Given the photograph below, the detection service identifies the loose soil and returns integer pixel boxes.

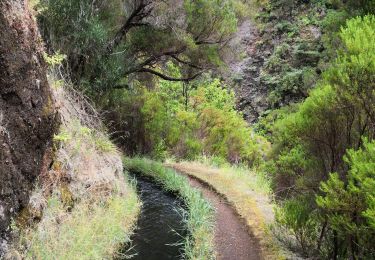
[184,175,262,260]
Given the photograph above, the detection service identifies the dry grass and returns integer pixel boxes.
[8,77,141,259]
[18,187,140,260]
[45,74,127,202]
[49,119,124,200]
[167,161,286,259]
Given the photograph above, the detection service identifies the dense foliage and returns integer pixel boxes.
[34,0,266,166]
[268,15,375,258]
[100,66,268,165]
[36,0,242,91]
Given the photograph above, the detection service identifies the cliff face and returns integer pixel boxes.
[230,20,270,123]
[0,0,57,250]
[231,3,325,123]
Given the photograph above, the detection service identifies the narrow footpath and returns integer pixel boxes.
[182,174,262,260]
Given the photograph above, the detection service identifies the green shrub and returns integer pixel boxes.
[269,15,375,258]
[275,196,319,256]
[317,139,375,258]
[191,78,269,165]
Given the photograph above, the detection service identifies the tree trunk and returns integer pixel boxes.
[317,220,327,252]
[333,230,339,260]
[0,0,58,252]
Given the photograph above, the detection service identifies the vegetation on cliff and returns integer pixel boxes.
[8,67,140,259]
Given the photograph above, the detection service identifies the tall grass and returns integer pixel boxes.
[124,157,215,260]
[195,155,272,195]
[18,185,140,260]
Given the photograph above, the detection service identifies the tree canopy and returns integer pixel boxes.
[37,0,240,90]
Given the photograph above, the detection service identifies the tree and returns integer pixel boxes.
[37,0,239,90]
[317,140,375,259]
[270,15,375,197]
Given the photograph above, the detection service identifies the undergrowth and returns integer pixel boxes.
[124,157,215,260]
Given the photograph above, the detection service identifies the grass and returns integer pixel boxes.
[124,157,216,260]
[18,184,140,260]
[196,156,272,195]
[167,159,286,259]
[53,120,117,154]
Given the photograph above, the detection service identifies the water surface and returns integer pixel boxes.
[127,174,187,260]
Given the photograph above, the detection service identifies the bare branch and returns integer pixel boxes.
[124,48,187,75]
[106,1,152,54]
[171,55,204,70]
[138,68,204,82]
[195,37,232,46]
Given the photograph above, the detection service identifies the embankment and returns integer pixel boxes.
[5,80,140,259]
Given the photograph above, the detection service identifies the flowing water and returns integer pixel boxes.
[127,174,187,260]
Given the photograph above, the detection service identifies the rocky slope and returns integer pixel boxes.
[5,81,140,259]
[230,2,326,123]
[230,20,270,123]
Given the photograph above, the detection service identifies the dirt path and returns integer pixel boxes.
[185,175,262,260]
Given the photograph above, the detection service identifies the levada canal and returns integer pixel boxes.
[126,174,187,259]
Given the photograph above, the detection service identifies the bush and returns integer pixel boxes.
[317,139,375,258]
[269,15,375,258]
[275,196,319,256]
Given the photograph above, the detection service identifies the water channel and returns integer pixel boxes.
[127,174,187,260]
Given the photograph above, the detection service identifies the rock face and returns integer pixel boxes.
[230,5,325,123]
[230,20,270,123]
[0,0,57,252]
